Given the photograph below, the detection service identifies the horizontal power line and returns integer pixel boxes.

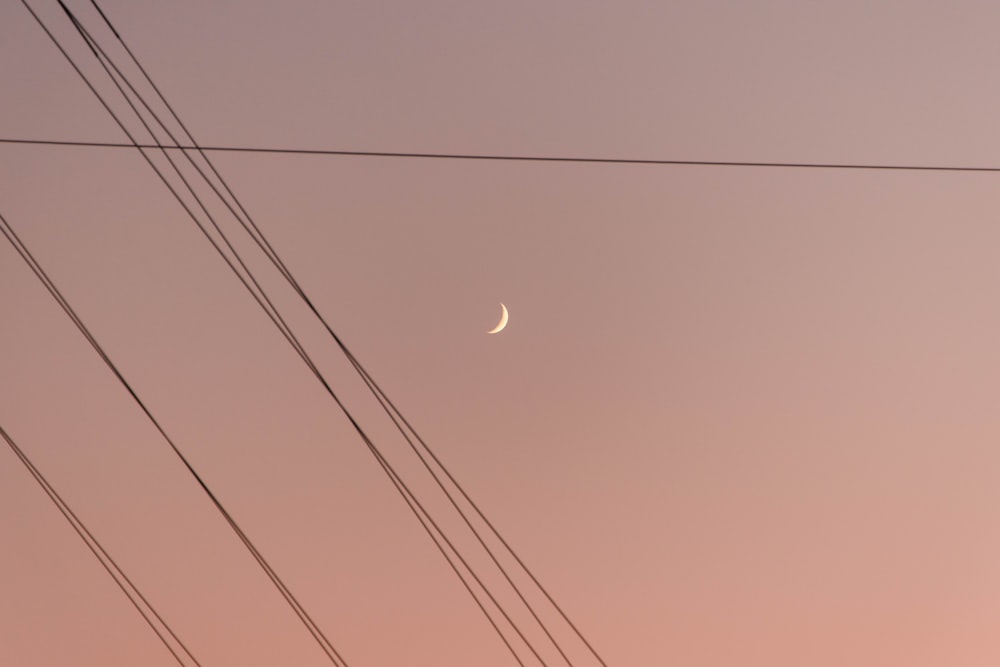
[3,137,1000,172]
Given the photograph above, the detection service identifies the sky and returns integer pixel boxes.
[3,1,1000,665]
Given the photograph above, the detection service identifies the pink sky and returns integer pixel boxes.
[3,1,1000,665]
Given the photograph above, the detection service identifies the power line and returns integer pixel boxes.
[18,1,609,663]
[0,202,350,667]
[82,0,607,663]
[0,423,202,667]
[48,0,613,661]
[17,3,353,665]
[23,3,542,664]
[2,136,1000,173]
[84,0,596,662]
[69,1,550,660]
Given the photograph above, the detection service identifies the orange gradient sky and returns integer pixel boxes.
[3,2,1000,665]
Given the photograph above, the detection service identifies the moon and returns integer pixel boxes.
[487,303,509,334]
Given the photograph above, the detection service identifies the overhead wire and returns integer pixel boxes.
[21,2,540,663]
[17,0,618,663]
[57,0,609,663]
[16,4,360,665]
[1,213,527,667]
[76,2,588,663]
[82,1,608,663]
[12,3,990,665]
[0,202,350,667]
[0,421,202,667]
[58,4,550,662]
[3,136,1000,174]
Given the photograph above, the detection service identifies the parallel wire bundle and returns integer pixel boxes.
[0,201,351,667]
[0,424,202,667]
[6,1,609,665]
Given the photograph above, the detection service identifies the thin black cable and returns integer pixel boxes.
[7,20,351,648]
[79,11,570,666]
[59,7,304,327]
[68,18,545,659]
[84,2,604,663]
[82,10,552,664]
[55,7,536,663]
[359,428,530,667]
[37,3,598,662]
[56,1,322,399]
[0,206,347,667]
[25,5,538,663]
[21,5,352,665]
[0,423,201,667]
[344,359,588,663]
[4,136,1000,173]
[75,9,573,662]
[54,0,296,350]
[83,4,604,664]
[70,1,551,657]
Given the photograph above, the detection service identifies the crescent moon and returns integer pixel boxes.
[487,303,509,334]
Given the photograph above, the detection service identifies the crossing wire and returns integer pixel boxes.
[3,136,1000,173]
[19,2,358,664]
[64,1,613,663]
[60,3,549,662]
[86,2,615,664]
[81,3,588,665]
[23,2,542,664]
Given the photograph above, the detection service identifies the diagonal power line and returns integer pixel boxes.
[61,2,549,661]
[0,201,350,667]
[75,1,608,663]
[19,2,543,664]
[0,423,202,667]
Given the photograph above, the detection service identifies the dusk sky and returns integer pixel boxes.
[3,1,1000,665]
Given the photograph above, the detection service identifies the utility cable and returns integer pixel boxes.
[80,1,604,662]
[56,8,551,661]
[83,2,606,663]
[3,136,1000,174]
[75,6,575,662]
[0,422,201,667]
[23,3,537,663]
[22,5,352,664]
[0,202,348,667]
